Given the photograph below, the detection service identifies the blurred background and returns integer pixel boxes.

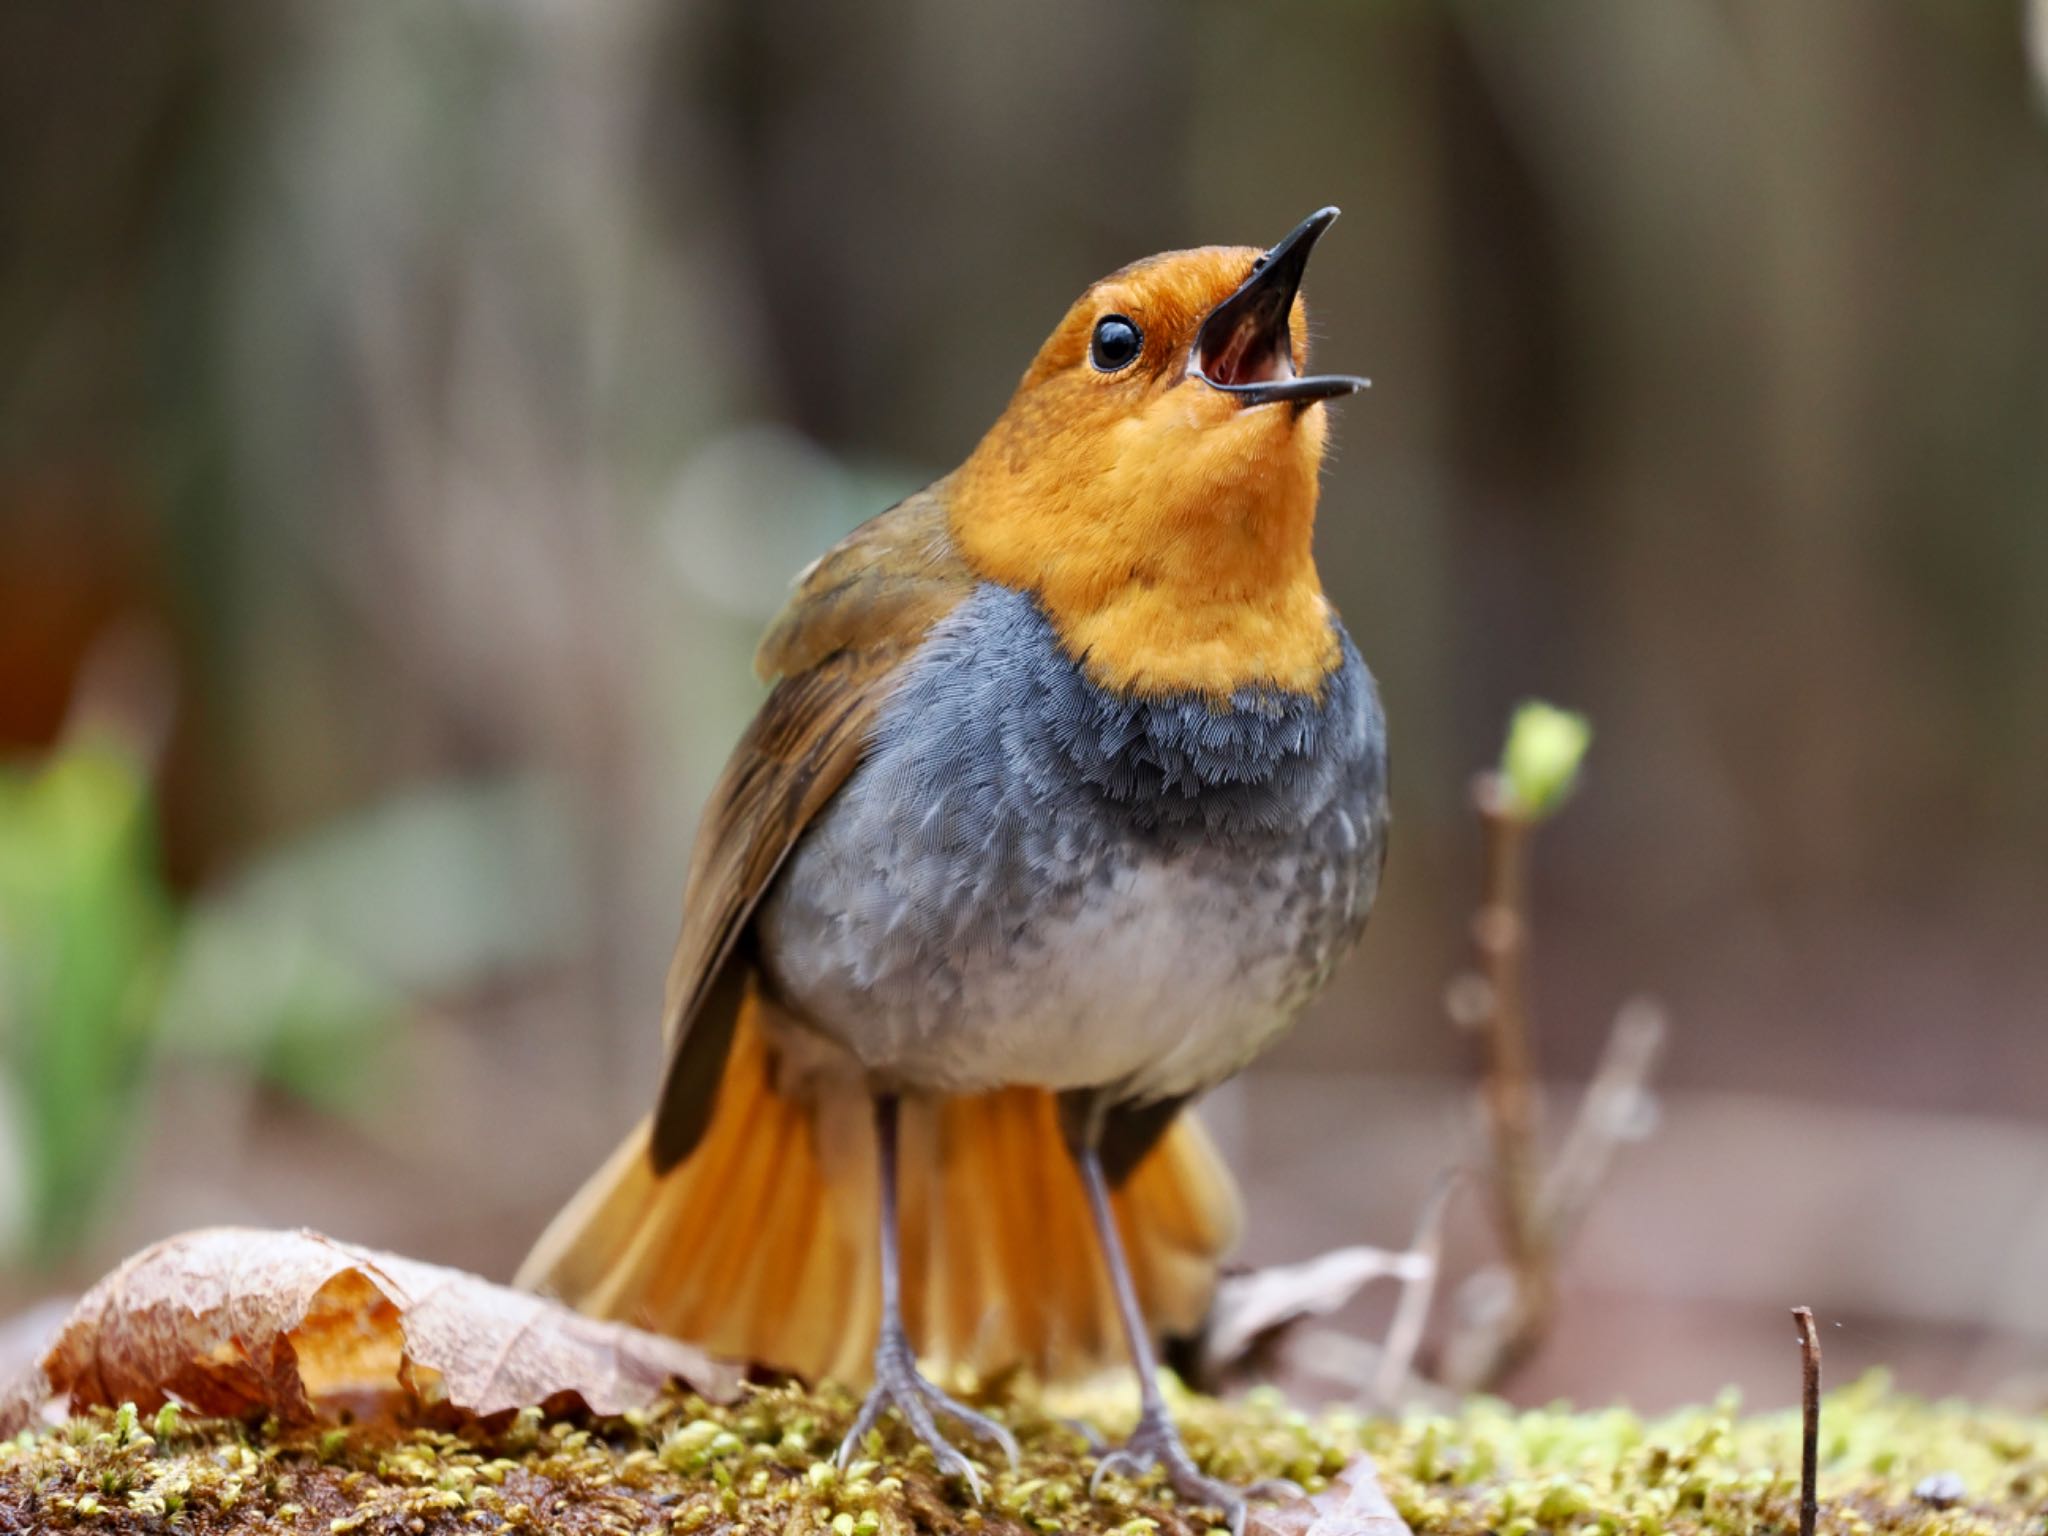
[4,0,2047,1413]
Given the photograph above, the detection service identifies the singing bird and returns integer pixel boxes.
[521,208,1389,1529]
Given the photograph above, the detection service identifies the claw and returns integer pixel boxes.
[1061,1415,1109,1454]
[1091,1410,1302,1536]
[836,1328,1018,1501]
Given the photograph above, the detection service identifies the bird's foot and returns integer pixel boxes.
[835,1327,1020,1501]
[1091,1408,1303,1536]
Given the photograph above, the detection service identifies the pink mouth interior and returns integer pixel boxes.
[1199,316,1296,389]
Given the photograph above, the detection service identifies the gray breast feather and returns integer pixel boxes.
[756,582,1389,1101]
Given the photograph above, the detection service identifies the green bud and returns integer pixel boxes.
[1500,701,1592,819]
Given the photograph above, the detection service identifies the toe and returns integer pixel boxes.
[1088,1448,1146,1497]
[1244,1475,1306,1502]
[850,1360,1003,1502]
[963,1413,1021,1470]
[888,1353,1018,1470]
[834,1396,888,1472]
[1089,1413,1295,1534]
[936,1449,987,1503]
[1174,1474,1253,1536]
[1062,1416,1108,1454]
[922,1391,1019,1468]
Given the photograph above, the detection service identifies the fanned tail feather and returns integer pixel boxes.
[517,997,1241,1385]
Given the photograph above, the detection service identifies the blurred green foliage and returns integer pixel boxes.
[0,733,172,1265]
[0,728,581,1269]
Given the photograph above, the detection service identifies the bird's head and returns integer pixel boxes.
[951,207,1368,701]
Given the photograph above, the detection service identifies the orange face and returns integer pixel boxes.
[949,210,1367,701]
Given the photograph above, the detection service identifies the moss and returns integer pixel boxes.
[1,1373,2042,1536]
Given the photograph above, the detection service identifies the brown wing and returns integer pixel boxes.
[650,485,970,1169]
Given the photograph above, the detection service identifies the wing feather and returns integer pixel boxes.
[650,486,969,1169]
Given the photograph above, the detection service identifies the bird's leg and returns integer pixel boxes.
[1072,1132,1302,1536]
[836,1094,1020,1500]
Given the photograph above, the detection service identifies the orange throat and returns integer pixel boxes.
[949,397,1340,700]
[1049,541,1336,700]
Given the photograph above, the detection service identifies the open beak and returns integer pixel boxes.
[1192,206,1370,408]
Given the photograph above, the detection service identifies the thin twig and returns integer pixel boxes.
[1438,772,1555,1388]
[1540,1000,1666,1239]
[1794,1306,1821,1536]
[1371,1170,1465,1408]
[1462,772,1552,1377]
[1442,775,1667,1392]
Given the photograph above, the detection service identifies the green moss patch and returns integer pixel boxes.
[1,1375,2042,1535]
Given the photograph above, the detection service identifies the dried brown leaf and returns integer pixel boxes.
[1251,1455,1412,1536]
[1,1227,738,1432]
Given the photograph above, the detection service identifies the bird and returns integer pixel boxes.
[519,207,1389,1532]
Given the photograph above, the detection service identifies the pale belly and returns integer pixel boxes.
[759,832,1364,1102]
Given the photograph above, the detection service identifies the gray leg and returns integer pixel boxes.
[1073,1134,1302,1536]
[835,1094,1020,1499]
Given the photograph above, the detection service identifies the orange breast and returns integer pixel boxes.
[950,384,1341,700]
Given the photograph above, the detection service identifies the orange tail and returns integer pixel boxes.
[516,997,1241,1385]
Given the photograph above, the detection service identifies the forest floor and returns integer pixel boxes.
[1,1374,2042,1536]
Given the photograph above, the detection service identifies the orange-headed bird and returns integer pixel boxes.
[521,209,1387,1530]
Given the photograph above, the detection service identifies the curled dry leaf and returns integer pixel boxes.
[1251,1455,1413,1536]
[1,1227,739,1433]
[1206,1245,1436,1369]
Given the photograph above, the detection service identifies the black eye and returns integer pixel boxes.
[1090,314,1143,372]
